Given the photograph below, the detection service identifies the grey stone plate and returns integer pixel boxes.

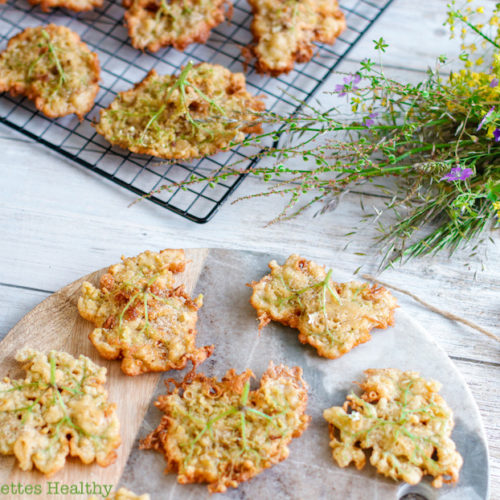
[121,250,489,500]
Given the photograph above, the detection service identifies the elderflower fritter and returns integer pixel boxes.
[323,369,463,488]
[124,0,230,52]
[0,348,120,476]
[0,25,100,119]
[247,0,346,75]
[95,62,265,159]
[249,255,397,358]
[78,249,213,376]
[141,362,310,493]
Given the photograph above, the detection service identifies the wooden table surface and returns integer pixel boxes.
[0,0,498,497]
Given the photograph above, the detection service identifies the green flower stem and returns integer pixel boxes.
[449,10,500,49]
[117,273,159,336]
[240,380,250,406]
[118,289,141,333]
[246,407,274,421]
[49,353,57,386]
[140,105,166,144]
[189,407,238,448]
[41,30,66,91]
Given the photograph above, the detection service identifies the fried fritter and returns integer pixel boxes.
[249,254,397,358]
[141,362,310,493]
[29,0,102,12]
[78,249,213,376]
[323,369,463,488]
[247,0,346,75]
[95,62,264,159]
[124,0,230,52]
[0,25,100,119]
[89,488,150,500]
[0,348,120,476]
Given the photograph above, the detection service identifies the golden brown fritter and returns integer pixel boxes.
[0,25,100,119]
[78,249,213,376]
[141,362,310,493]
[29,0,102,12]
[89,488,150,500]
[0,348,120,476]
[249,255,397,358]
[323,369,463,488]
[95,62,264,159]
[247,0,346,75]
[124,0,230,52]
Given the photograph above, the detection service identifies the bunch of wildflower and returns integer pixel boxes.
[154,3,500,267]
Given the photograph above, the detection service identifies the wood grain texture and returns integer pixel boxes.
[0,0,498,495]
[0,249,208,498]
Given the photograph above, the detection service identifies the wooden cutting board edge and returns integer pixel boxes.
[0,248,209,497]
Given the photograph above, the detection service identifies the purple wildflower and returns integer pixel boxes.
[494,128,500,142]
[477,106,495,131]
[490,78,499,88]
[363,112,379,127]
[440,167,474,182]
[335,74,361,97]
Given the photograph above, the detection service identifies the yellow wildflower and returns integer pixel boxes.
[493,201,500,218]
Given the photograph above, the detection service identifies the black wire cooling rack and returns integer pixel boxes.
[0,0,393,223]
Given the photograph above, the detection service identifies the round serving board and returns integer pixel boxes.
[0,249,489,500]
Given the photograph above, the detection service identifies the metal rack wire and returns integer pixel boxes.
[0,0,393,223]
